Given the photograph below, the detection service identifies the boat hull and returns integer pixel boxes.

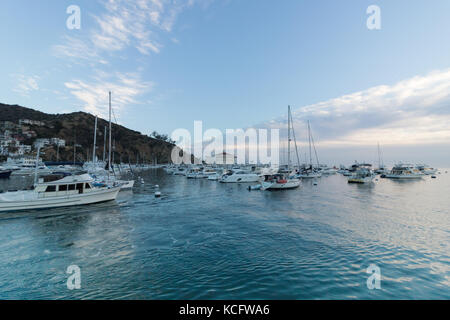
[385,175,423,179]
[220,175,260,183]
[261,179,301,190]
[0,170,12,179]
[0,187,120,212]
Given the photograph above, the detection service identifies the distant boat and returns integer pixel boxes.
[261,173,300,190]
[220,169,260,183]
[347,163,375,184]
[385,164,424,179]
[0,174,120,212]
[415,164,438,175]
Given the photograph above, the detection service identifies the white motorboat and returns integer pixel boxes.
[220,170,260,183]
[0,174,120,212]
[186,167,207,179]
[297,170,322,179]
[347,164,375,184]
[385,164,424,179]
[261,173,301,190]
[416,164,438,175]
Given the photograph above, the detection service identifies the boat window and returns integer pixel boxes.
[68,184,76,191]
[46,185,57,192]
[59,185,68,191]
[85,183,91,189]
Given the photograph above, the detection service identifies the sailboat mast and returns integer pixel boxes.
[108,92,112,175]
[287,106,291,169]
[103,126,106,163]
[289,107,301,168]
[377,142,381,168]
[308,120,312,167]
[92,115,98,165]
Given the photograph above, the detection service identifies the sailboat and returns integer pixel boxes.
[88,92,135,190]
[296,120,322,179]
[374,142,388,174]
[261,106,300,190]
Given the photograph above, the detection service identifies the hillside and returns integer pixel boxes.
[0,103,175,164]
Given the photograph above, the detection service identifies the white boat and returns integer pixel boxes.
[261,173,300,190]
[0,174,120,212]
[7,158,52,176]
[385,164,424,179]
[416,164,437,175]
[320,167,337,175]
[173,167,188,176]
[297,169,322,179]
[220,170,260,183]
[347,164,375,184]
[186,167,207,179]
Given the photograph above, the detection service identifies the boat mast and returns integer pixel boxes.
[289,106,301,169]
[308,120,312,167]
[108,92,112,178]
[92,115,98,165]
[287,106,291,170]
[103,126,106,163]
[34,145,41,185]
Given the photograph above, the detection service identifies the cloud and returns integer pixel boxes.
[53,0,203,61]
[259,68,450,147]
[64,72,154,118]
[12,74,40,96]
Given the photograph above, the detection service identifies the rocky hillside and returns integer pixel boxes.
[0,103,175,163]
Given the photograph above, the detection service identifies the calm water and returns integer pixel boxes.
[0,170,449,300]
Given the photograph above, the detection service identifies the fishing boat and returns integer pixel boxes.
[0,173,120,212]
[347,163,375,184]
[385,164,424,179]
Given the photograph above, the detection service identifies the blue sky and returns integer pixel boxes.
[1,0,449,165]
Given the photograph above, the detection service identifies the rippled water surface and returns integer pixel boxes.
[0,170,449,299]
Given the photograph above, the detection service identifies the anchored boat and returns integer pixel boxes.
[0,173,120,212]
[347,163,375,184]
[385,164,424,179]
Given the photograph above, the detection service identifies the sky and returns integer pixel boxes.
[0,0,449,166]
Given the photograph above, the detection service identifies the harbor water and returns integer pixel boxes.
[0,170,449,299]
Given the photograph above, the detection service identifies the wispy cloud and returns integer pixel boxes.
[52,0,208,115]
[64,72,154,118]
[12,74,40,96]
[54,0,201,62]
[260,68,450,146]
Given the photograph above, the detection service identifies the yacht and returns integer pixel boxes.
[0,174,120,212]
[220,170,260,183]
[186,167,207,179]
[385,164,424,179]
[348,164,375,184]
[416,164,438,175]
[7,158,52,176]
[296,166,322,179]
[261,173,300,190]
